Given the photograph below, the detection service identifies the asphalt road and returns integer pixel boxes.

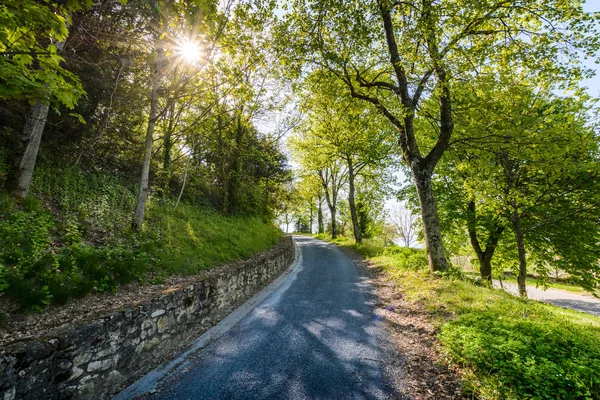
[139,236,393,400]
[493,281,600,316]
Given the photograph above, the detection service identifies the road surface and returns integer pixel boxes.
[123,236,396,399]
[493,281,600,316]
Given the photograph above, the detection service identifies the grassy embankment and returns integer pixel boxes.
[317,235,600,400]
[0,165,281,313]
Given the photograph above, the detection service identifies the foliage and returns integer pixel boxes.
[439,294,600,399]
[273,0,600,271]
[0,0,92,107]
[288,70,397,241]
[430,74,600,290]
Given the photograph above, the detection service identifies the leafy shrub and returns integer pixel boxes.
[382,245,429,271]
[439,292,600,399]
[32,165,136,242]
[351,238,387,258]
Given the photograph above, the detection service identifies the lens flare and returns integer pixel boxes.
[178,39,201,64]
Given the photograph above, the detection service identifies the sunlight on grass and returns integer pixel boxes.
[321,235,600,400]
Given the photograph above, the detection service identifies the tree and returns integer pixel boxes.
[0,0,89,107]
[317,161,347,239]
[295,71,396,243]
[389,204,419,247]
[275,0,600,272]
[433,74,600,294]
[133,0,218,231]
[2,0,92,198]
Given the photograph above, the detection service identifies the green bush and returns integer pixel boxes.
[32,165,136,242]
[382,245,429,271]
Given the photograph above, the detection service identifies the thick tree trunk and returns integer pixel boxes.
[330,205,337,238]
[476,254,493,282]
[511,202,528,297]
[318,197,324,234]
[347,158,362,244]
[133,44,164,231]
[466,201,504,282]
[411,163,448,272]
[6,103,50,199]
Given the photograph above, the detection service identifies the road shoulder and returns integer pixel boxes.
[335,244,466,400]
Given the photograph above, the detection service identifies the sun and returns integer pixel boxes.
[177,39,201,64]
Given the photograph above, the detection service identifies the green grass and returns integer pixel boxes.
[323,235,600,400]
[145,201,281,275]
[0,165,282,312]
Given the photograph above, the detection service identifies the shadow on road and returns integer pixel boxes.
[142,236,402,400]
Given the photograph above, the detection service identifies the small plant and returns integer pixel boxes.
[0,263,9,292]
[93,275,114,293]
[31,285,53,313]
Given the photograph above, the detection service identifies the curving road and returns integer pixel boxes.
[493,281,600,316]
[122,236,396,400]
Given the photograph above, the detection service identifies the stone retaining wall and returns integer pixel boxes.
[0,236,294,400]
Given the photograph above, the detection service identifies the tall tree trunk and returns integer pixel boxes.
[347,157,362,243]
[318,196,324,234]
[320,170,338,238]
[411,163,448,272]
[511,201,528,297]
[6,103,50,199]
[309,197,313,234]
[133,42,164,231]
[163,100,175,171]
[161,98,176,194]
[6,36,67,199]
